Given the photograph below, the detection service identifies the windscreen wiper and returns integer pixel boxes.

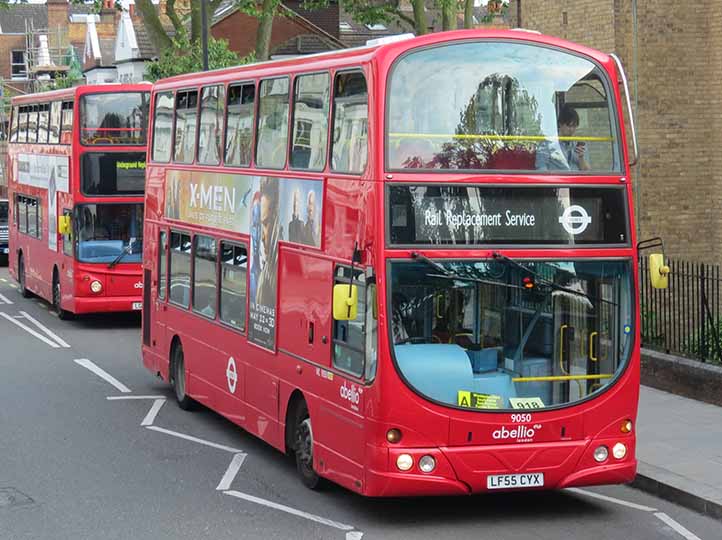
[108,240,135,269]
[491,251,617,307]
[411,252,527,290]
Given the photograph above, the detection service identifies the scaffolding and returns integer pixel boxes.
[24,20,72,92]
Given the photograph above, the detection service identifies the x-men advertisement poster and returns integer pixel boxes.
[165,171,323,351]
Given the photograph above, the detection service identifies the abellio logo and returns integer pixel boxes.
[492,425,536,441]
[339,382,360,405]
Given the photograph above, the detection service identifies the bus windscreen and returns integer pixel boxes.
[81,152,146,196]
[80,92,149,145]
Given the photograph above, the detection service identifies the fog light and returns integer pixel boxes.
[593,445,609,463]
[396,454,413,471]
[621,419,633,433]
[386,428,402,444]
[419,455,436,473]
[612,442,627,459]
[90,280,103,293]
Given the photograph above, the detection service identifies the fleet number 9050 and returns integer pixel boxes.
[511,413,532,423]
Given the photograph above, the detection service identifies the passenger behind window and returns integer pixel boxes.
[535,104,590,171]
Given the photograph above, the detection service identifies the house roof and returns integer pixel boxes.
[0,4,47,34]
[132,15,158,59]
[272,33,341,57]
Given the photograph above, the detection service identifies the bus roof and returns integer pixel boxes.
[153,28,614,90]
[11,82,152,105]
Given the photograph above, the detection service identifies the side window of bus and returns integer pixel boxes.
[225,83,255,167]
[192,234,218,319]
[17,106,27,143]
[169,231,192,308]
[10,106,18,142]
[49,102,61,144]
[62,209,73,256]
[291,72,330,171]
[174,90,199,164]
[152,92,174,162]
[28,104,38,143]
[16,195,41,239]
[219,241,247,332]
[16,195,27,233]
[158,230,167,300]
[332,265,367,378]
[38,103,50,144]
[61,102,74,144]
[256,77,289,169]
[331,71,368,174]
[198,85,225,166]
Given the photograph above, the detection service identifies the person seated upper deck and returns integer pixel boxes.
[535,104,591,171]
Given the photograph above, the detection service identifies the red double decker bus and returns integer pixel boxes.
[7,84,150,317]
[142,30,667,496]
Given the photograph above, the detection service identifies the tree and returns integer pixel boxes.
[145,36,252,82]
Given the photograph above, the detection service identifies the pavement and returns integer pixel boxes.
[634,385,722,520]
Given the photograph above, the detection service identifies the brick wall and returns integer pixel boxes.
[518,1,722,264]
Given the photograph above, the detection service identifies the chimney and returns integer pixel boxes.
[100,0,116,24]
[47,0,69,31]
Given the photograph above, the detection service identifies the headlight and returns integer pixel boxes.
[396,454,413,471]
[593,445,609,463]
[612,442,627,459]
[419,455,436,473]
[90,280,103,293]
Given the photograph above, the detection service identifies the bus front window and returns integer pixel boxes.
[80,92,150,145]
[75,204,143,264]
[389,259,632,411]
[386,41,620,173]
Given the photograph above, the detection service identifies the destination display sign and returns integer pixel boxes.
[387,185,628,246]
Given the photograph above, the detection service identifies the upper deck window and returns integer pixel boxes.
[198,85,225,166]
[256,77,289,169]
[291,72,330,171]
[80,92,149,146]
[49,102,61,144]
[386,41,621,173]
[10,106,18,142]
[331,71,368,174]
[152,92,174,162]
[174,90,199,163]
[61,101,74,143]
[225,83,255,167]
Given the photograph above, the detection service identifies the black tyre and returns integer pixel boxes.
[18,255,31,298]
[52,271,72,320]
[294,403,322,489]
[171,343,194,410]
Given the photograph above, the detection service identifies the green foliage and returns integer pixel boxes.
[482,0,509,23]
[52,75,82,90]
[146,37,252,82]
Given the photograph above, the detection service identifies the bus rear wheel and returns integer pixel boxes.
[294,404,322,490]
[171,342,194,410]
[52,271,72,320]
[18,255,31,298]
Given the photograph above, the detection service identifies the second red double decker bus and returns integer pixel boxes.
[142,30,667,496]
[7,84,150,317]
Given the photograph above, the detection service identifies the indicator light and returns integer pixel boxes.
[386,428,402,444]
[621,419,633,433]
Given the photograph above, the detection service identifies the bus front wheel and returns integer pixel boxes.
[52,271,72,320]
[18,255,31,298]
[294,404,322,490]
[171,342,194,410]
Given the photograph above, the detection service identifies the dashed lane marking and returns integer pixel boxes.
[0,293,13,304]
[567,488,658,512]
[74,358,132,393]
[18,311,71,348]
[145,425,243,453]
[141,399,166,427]
[0,312,62,348]
[107,395,166,400]
[654,512,703,540]
[216,453,247,491]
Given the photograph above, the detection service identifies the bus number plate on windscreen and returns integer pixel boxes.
[487,473,544,490]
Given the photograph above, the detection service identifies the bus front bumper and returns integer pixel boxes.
[72,295,143,314]
[363,437,637,497]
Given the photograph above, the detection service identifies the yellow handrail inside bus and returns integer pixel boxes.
[388,132,614,142]
[512,374,613,382]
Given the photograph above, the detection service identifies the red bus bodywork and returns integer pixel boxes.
[7,84,150,315]
[142,30,640,496]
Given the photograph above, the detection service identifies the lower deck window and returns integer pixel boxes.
[170,231,191,307]
[219,242,247,331]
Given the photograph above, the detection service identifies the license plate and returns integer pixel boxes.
[132,302,142,310]
[487,473,544,490]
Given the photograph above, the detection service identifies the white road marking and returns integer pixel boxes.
[145,426,243,453]
[0,278,7,282]
[224,490,355,531]
[107,395,167,400]
[346,532,364,540]
[0,293,13,304]
[19,311,71,348]
[74,358,132,393]
[0,312,61,348]
[567,488,658,512]
[141,399,166,426]
[654,512,702,540]
[216,453,247,491]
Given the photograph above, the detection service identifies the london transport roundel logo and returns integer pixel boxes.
[226,357,237,394]
[558,205,592,235]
